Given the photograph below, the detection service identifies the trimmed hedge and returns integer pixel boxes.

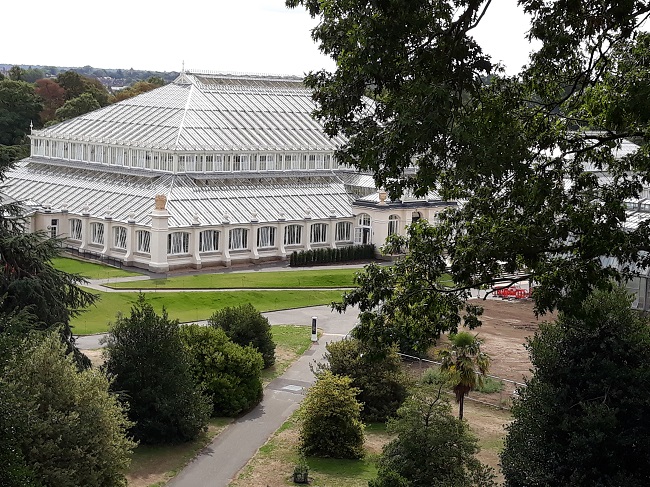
[290,244,376,267]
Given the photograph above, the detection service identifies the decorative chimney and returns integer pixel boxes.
[378,190,388,205]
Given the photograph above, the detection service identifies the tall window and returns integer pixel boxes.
[113,226,127,249]
[257,226,276,248]
[310,223,327,244]
[229,228,248,250]
[69,218,82,240]
[90,222,104,245]
[355,213,372,244]
[136,230,150,253]
[335,222,352,242]
[199,230,220,252]
[284,225,302,245]
[168,232,190,254]
[388,215,400,236]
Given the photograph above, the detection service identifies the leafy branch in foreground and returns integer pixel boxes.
[290,0,650,317]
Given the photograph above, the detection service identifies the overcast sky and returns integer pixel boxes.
[4,0,534,76]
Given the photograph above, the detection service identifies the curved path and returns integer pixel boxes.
[166,305,357,487]
[77,305,358,486]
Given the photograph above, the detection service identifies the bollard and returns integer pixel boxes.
[311,316,318,342]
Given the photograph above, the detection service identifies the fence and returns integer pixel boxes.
[399,353,526,410]
[64,246,124,269]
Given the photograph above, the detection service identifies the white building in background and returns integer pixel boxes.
[3,71,454,273]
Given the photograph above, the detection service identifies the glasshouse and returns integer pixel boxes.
[3,71,453,272]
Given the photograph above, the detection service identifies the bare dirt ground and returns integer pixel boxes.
[467,297,555,383]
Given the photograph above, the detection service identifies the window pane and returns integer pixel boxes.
[137,231,151,253]
[284,225,302,245]
[229,228,248,250]
[114,227,127,249]
[91,223,104,244]
[310,223,327,243]
[199,230,220,252]
[257,226,276,247]
[336,222,351,241]
[69,219,82,240]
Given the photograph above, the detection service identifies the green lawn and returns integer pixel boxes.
[71,289,344,335]
[105,268,360,290]
[52,257,141,279]
[231,415,385,487]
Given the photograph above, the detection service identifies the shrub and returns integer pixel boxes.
[208,303,275,368]
[4,333,135,486]
[179,324,263,416]
[318,338,409,422]
[103,295,211,444]
[299,371,364,459]
[289,244,376,266]
[370,386,496,487]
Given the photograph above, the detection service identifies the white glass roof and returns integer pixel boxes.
[5,160,355,226]
[32,72,345,152]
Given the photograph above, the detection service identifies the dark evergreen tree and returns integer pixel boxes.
[316,338,408,422]
[103,295,211,444]
[501,287,650,486]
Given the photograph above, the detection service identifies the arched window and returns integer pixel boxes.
[257,226,276,248]
[335,222,352,242]
[411,211,421,223]
[113,226,127,249]
[168,232,190,254]
[90,222,104,245]
[69,218,82,240]
[229,228,248,250]
[310,223,327,244]
[388,215,400,236]
[136,230,150,253]
[284,225,302,245]
[199,230,220,252]
[358,213,371,227]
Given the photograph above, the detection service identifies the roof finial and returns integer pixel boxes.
[30,120,33,133]
[182,60,185,74]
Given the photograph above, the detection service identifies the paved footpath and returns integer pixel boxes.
[166,305,358,487]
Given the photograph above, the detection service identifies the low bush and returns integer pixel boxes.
[299,371,364,459]
[180,324,264,416]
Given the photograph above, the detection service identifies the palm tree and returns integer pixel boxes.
[438,331,490,420]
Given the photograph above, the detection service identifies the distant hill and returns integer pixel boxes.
[0,64,179,88]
